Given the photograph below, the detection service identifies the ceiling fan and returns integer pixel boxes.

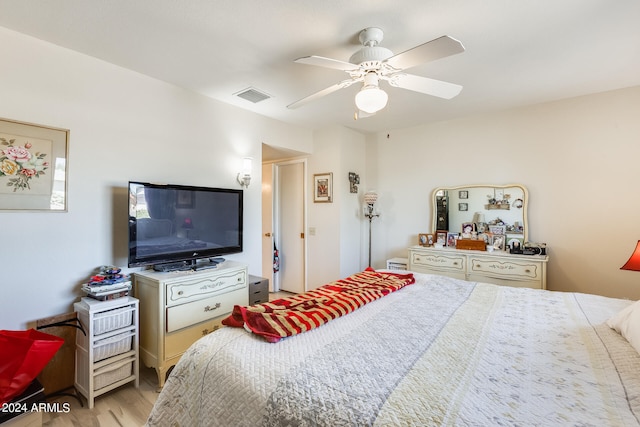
[287,27,465,116]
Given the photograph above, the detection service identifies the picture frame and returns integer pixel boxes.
[488,225,506,235]
[459,190,468,199]
[176,190,195,208]
[435,230,448,246]
[0,118,69,211]
[418,233,431,247]
[447,232,459,248]
[458,202,468,211]
[491,234,506,251]
[313,172,333,203]
[461,222,474,236]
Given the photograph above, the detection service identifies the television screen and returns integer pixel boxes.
[128,181,243,268]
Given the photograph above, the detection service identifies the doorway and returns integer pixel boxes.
[262,156,307,294]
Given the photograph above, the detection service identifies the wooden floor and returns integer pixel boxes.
[42,366,158,427]
[42,291,295,426]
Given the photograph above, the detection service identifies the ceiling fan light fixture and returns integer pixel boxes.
[355,85,388,114]
[355,72,388,113]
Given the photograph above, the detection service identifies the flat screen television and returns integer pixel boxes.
[127,181,243,268]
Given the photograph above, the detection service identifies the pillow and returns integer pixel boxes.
[607,299,640,354]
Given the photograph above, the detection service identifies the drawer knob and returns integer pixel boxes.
[177,291,184,296]
[204,303,221,312]
[453,262,458,266]
[525,269,531,273]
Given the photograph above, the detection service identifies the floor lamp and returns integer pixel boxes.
[364,191,380,267]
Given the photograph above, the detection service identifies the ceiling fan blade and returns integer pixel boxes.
[385,35,465,71]
[294,55,359,71]
[287,79,357,109]
[388,73,462,99]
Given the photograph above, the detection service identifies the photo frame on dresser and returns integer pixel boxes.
[447,232,459,248]
[419,233,434,247]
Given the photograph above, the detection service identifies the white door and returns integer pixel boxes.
[276,161,306,294]
[261,163,276,291]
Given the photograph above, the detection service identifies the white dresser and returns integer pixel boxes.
[134,261,248,389]
[408,246,548,289]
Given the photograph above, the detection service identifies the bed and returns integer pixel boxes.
[146,270,640,426]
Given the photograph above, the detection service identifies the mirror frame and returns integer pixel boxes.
[431,184,529,243]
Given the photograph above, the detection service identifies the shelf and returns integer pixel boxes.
[484,204,510,210]
[75,297,139,408]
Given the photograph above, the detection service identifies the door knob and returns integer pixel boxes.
[264,233,272,237]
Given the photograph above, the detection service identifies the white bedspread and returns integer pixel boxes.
[147,272,640,426]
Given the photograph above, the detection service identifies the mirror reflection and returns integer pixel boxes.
[432,184,528,243]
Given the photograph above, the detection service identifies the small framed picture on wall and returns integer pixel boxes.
[313,172,333,203]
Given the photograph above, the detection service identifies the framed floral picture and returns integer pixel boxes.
[0,118,69,211]
[313,172,333,203]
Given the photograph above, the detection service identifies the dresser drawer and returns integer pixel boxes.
[165,269,246,306]
[165,317,225,359]
[166,287,247,333]
[410,251,465,274]
[468,256,543,284]
[248,275,269,305]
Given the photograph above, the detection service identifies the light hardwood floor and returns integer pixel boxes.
[42,291,294,426]
[42,366,158,427]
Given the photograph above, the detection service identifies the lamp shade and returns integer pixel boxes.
[364,191,378,205]
[355,86,388,114]
[242,157,252,175]
[621,240,640,272]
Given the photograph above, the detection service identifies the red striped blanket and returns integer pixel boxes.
[222,268,415,342]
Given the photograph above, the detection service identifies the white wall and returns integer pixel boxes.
[369,85,640,300]
[306,126,366,288]
[0,27,312,329]
[2,25,638,332]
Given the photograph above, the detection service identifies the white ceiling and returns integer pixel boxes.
[1,0,639,134]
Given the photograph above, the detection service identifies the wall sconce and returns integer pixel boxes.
[348,172,360,193]
[237,157,252,188]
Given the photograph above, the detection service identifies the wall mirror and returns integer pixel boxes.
[431,184,529,243]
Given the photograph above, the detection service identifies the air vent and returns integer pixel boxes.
[234,87,272,103]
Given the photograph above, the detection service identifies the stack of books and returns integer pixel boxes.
[82,266,131,301]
